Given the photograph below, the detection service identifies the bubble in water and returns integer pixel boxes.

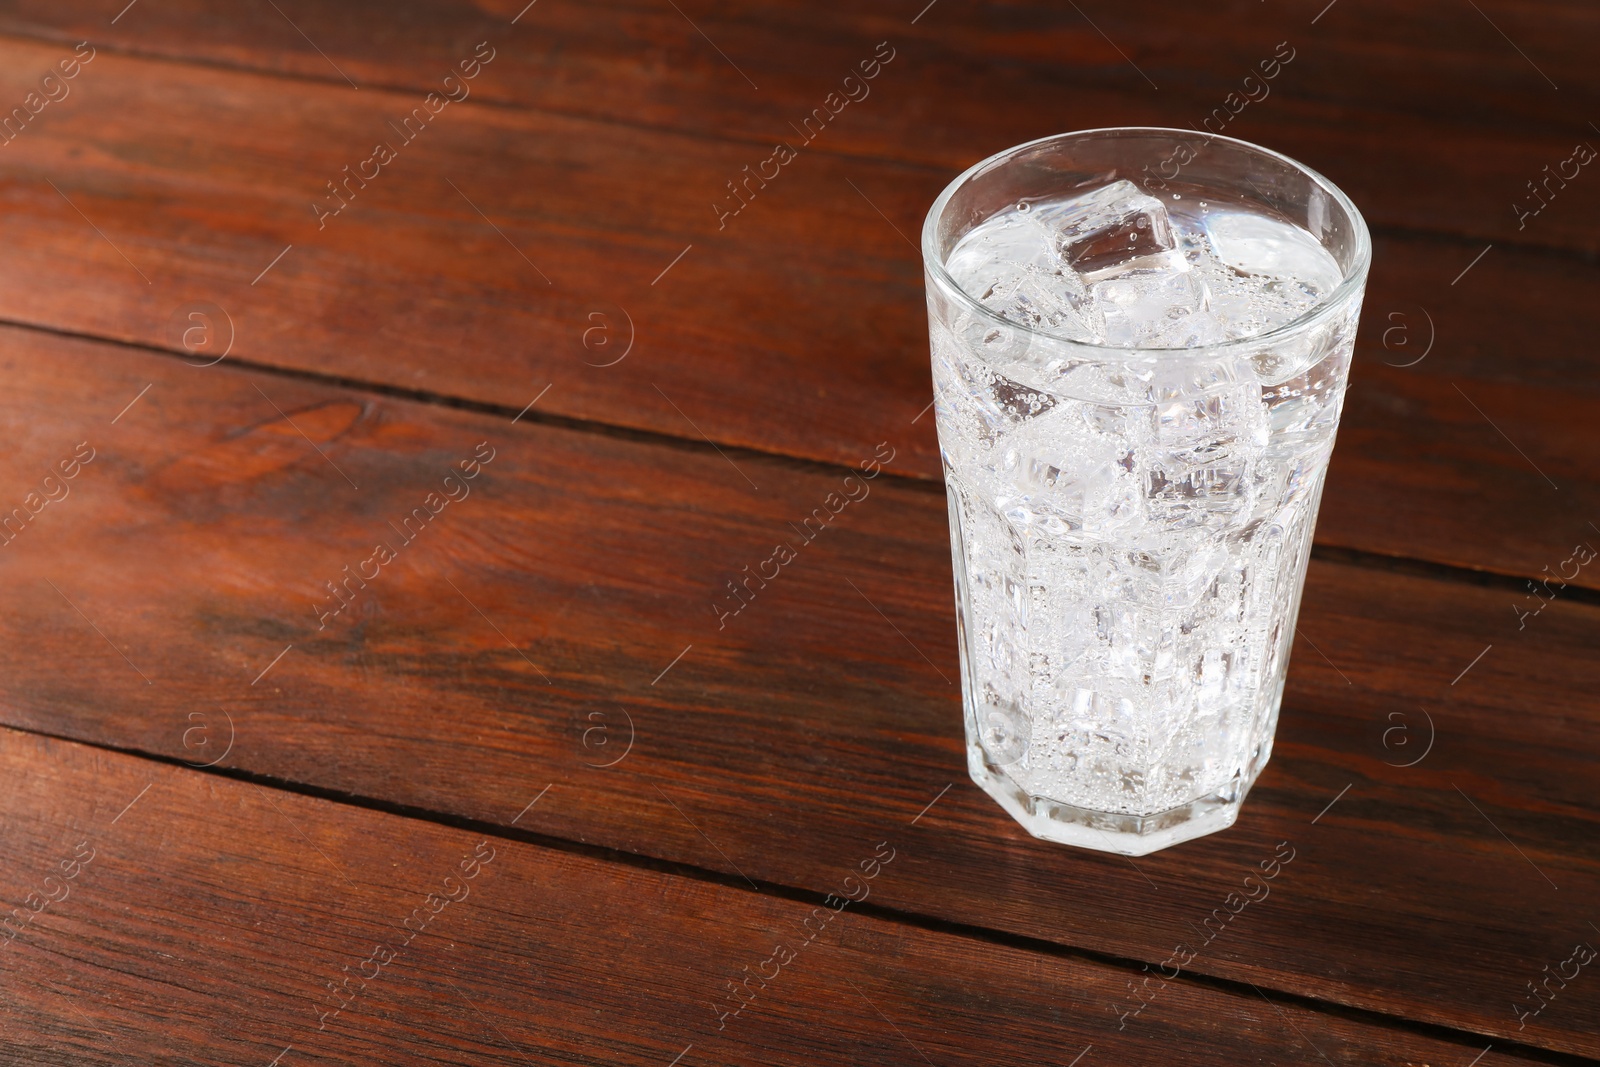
[933,180,1353,818]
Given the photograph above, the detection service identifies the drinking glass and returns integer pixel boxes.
[922,128,1370,854]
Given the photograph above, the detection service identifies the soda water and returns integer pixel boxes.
[931,179,1358,848]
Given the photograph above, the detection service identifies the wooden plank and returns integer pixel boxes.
[0,42,1595,583]
[1325,236,1599,582]
[0,326,1596,1054]
[0,0,1594,251]
[1,727,1553,1067]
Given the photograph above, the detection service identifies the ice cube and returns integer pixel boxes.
[945,212,1105,343]
[978,695,1032,767]
[953,307,1035,372]
[1032,180,1184,281]
[944,211,1055,280]
[1092,269,1226,348]
[1245,295,1359,387]
[1201,209,1342,293]
[1024,548,1096,672]
[1147,363,1268,461]
[931,326,1010,452]
[979,267,1103,343]
[997,399,1139,539]
[1138,359,1269,527]
[1119,543,1232,614]
[1186,210,1344,345]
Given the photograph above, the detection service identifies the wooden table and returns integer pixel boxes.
[0,1,1596,1063]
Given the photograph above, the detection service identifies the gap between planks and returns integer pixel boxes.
[4,313,1588,599]
[2,722,1587,1067]
[0,30,1589,262]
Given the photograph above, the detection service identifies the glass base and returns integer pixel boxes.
[967,745,1264,856]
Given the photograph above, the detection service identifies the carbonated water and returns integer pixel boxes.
[932,180,1356,835]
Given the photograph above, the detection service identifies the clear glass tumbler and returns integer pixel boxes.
[922,129,1370,854]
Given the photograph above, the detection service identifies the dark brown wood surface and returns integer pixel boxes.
[0,324,1596,1058]
[3,726,1567,1067]
[2,0,1596,241]
[0,1,1596,1064]
[0,31,1591,585]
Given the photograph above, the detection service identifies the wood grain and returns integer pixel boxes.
[0,40,1594,585]
[4,726,1561,1067]
[0,0,1594,251]
[0,325,1595,1054]
[0,1,1595,1061]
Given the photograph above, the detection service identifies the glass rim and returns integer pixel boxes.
[920,126,1373,359]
